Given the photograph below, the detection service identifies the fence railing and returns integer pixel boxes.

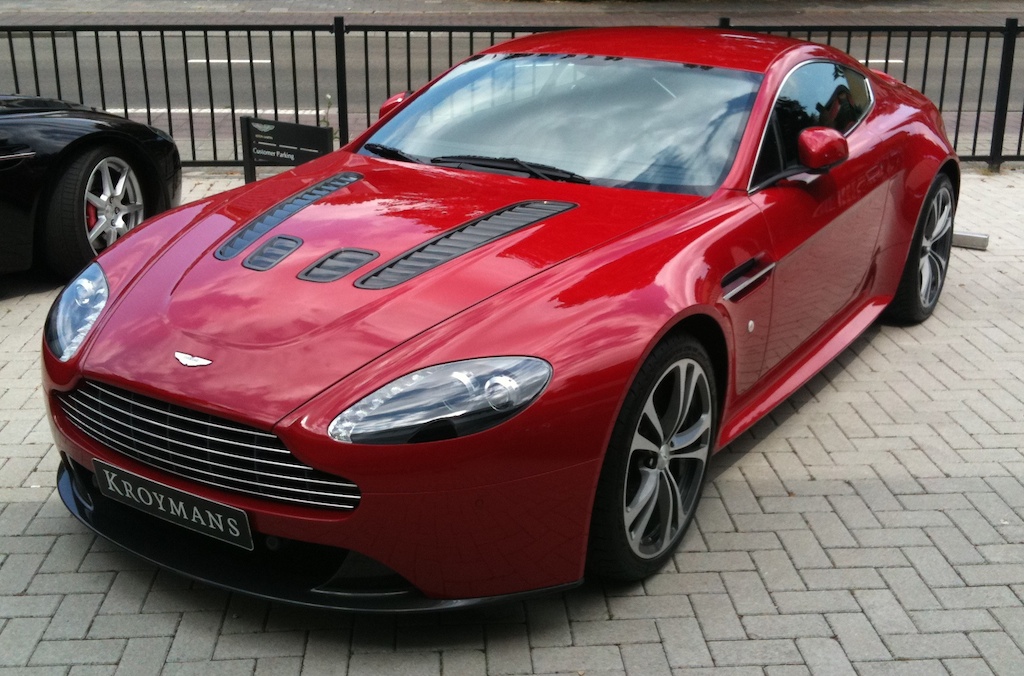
[2,18,1021,166]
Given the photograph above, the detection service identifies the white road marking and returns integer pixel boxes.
[186,59,272,64]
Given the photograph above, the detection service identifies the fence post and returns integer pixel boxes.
[989,18,1018,169]
[334,16,349,145]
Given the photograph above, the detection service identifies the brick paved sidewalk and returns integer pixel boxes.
[1,165,1023,675]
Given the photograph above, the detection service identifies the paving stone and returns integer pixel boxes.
[943,657,996,676]
[255,657,302,676]
[826,612,889,661]
[933,585,1022,609]
[910,609,1000,633]
[44,593,103,640]
[852,590,917,635]
[752,550,805,592]
[113,637,171,676]
[882,633,978,660]
[690,594,744,640]
[213,631,307,660]
[347,652,440,676]
[531,645,623,673]
[878,568,941,610]
[796,637,855,676]
[0,617,48,667]
[607,595,694,619]
[620,643,671,676]
[707,639,802,666]
[0,594,61,619]
[0,553,43,594]
[777,531,831,569]
[742,614,831,640]
[772,591,859,614]
[29,639,126,666]
[525,598,571,648]
[658,618,712,668]
[902,546,965,587]
[852,659,948,675]
[644,573,723,595]
[88,612,180,639]
[971,631,1024,675]
[927,526,986,565]
[799,568,886,591]
[674,552,755,574]
[723,571,777,615]
[484,624,531,676]
[166,611,224,662]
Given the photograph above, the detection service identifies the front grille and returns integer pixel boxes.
[58,381,360,511]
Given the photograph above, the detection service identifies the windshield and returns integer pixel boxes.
[363,53,762,196]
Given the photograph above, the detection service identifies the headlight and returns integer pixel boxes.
[329,357,552,444]
[45,263,109,362]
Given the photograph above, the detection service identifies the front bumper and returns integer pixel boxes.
[58,456,580,612]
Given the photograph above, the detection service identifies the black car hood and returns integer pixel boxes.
[0,95,91,116]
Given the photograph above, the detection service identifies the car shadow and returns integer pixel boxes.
[0,269,64,301]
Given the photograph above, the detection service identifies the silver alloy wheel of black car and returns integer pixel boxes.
[623,357,712,559]
[83,156,146,252]
[44,145,149,280]
[917,181,954,309]
[588,334,716,580]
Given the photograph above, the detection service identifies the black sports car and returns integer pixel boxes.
[0,95,181,279]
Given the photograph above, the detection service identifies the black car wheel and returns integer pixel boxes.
[588,334,716,580]
[884,173,955,324]
[44,146,147,279]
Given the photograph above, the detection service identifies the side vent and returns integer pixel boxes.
[243,236,303,271]
[356,201,575,290]
[298,249,379,283]
[215,172,362,260]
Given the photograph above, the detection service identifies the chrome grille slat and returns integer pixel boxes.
[63,409,354,505]
[84,382,279,441]
[61,398,353,486]
[59,381,360,511]
[70,389,289,455]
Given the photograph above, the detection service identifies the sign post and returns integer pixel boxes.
[240,117,335,183]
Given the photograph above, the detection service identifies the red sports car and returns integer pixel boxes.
[44,27,957,610]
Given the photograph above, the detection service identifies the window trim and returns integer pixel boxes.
[747,59,875,194]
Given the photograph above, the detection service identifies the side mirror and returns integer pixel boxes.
[379,90,412,119]
[797,127,849,172]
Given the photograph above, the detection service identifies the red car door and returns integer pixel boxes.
[748,61,888,373]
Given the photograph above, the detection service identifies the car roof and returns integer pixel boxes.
[480,27,807,74]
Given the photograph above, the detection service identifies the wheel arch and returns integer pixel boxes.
[938,158,960,203]
[32,132,164,276]
[658,311,730,436]
[36,132,165,229]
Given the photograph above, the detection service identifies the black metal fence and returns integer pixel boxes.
[2,17,1021,166]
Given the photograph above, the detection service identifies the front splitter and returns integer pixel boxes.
[57,459,579,613]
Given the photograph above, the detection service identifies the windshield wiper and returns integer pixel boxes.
[431,155,590,184]
[363,143,423,164]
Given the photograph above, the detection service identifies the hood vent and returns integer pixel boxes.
[298,249,379,283]
[215,172,362,261]
[243,236,303,271]
[356,200,576,290]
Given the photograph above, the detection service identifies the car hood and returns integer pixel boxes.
[83,153,700,426]
[0,94,90,115]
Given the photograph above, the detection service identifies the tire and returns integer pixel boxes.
[44,146,147,279]
[587,335,717,580]
[884,173,955,324]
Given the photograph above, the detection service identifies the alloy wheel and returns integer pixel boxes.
[623,357,712,559]
[84,156,145,253]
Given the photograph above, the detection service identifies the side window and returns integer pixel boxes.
[753,61,870,185]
